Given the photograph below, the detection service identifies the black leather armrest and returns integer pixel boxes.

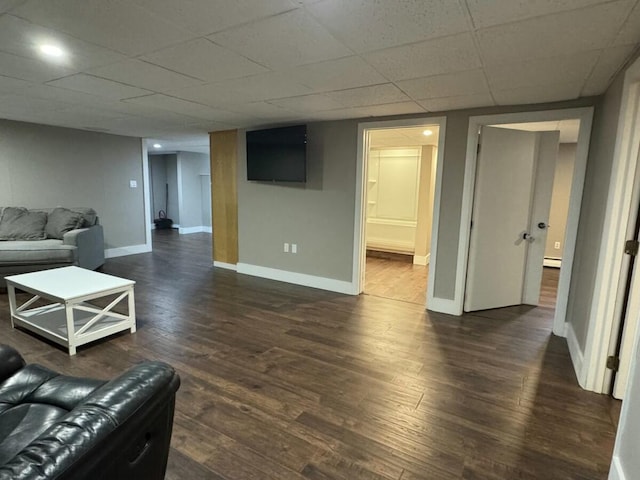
[0,361,180,480]
[0,345,25,383]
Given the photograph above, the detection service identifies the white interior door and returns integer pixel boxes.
[523,131,559,305]
[465,126,538,312]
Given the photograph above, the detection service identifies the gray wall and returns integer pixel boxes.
[567,73,625,350]
[545,143,576,259]
[238,121,358,280]
[236,98,601,287]
[165,154,179,224]
[0,119,145,249]
[177,151,210,229]
[149,154,168,220]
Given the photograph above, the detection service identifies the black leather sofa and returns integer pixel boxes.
[0,344,180,479]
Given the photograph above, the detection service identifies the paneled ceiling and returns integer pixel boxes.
[0,0,639,152]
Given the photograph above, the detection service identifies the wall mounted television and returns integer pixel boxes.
[246,125,307,182]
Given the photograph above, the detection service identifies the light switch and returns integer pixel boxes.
[129,180,137,188]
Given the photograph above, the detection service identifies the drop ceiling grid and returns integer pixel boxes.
[0,0,635,143]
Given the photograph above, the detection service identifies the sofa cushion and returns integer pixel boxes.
[45,208,83,240]
[0,240,76,265]
[0,208,47,241]
[69,208,97,227]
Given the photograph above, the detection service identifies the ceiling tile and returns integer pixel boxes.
[418,93,494,112]
[310,101,425,121]
[288,56,387,92]
[0,15,126,70]
[0,0,26,13]
[363,33,482,81]
[476,2,631,65]
[484,51,600,91]
[493,82,583,105]
[47,74,153,99]
[0,74,30,93]
[0,50,75,82]
[0,92,71,116]
[87,59,203,92]
[614,1,640,46]
[11,0,196,55]
[325,84,411,108]
[123,93,249,124]
[170,72,314,106]
[397,69,489,100]
[223,101,299,122]
[466,0,610,28]
[269,94,343,112]
[307,0,470,53]
[141,38,267,83]
[582,44,638,95]
[129,0,296,35]
[208,9,352,68]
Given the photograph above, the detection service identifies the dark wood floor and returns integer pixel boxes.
[365,254,560,309]
[0,231,619,479]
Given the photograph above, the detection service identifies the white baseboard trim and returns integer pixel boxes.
[105,244,151,259]
[236,263,357,295]
[413,253,430,265]
[609,456,625,480]
[214,261,237,271]
[178,226,212,234]
[544,258,562,268]
[566,322,586,388]
[427,297,461,315]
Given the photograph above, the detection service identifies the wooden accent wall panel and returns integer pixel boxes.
[210,130,238,265]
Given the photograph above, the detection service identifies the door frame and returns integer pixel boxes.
[456,107,594,326]
[352,116,447,303]
[584,56,640,395]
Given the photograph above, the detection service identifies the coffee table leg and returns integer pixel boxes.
[128,287,136,333]
[7,285,16,328]
[65,303,76,356]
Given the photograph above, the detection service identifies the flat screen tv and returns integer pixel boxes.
[246,125,307,182]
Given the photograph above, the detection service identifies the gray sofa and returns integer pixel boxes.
[0,207,105,287]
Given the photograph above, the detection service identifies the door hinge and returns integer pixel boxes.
[607,355,620,371]
[625,239,639,256]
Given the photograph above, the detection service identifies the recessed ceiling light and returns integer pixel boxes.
[422,129,433,136]
[153,144,162,148]
[38,44,65,58]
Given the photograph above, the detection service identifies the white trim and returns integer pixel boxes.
[105,244,151,259]
[584,58,640,394]
[178,226,211,234]
[566,321,586,388]
[543,258,562,268]
[141,140,153,254]
[414,253,430,265]
[238,263,357,295]
[457,107,594,323]
[366,239,414,252]
[609,456,625,480]
[353,116,447,308]
[213,261,237,271]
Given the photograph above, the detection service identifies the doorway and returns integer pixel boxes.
[455,108,594,333]
[353,116,447,306]
[464,119,581,314]
[363,126,439,304]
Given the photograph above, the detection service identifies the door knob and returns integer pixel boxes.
[523,232,535,243]
[537,222,549,229]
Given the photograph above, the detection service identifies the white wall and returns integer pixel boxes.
[0,119,146,251]
[366,147,422,253]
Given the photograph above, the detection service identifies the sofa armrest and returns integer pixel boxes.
[63,224,105,270]
[0,345,25,383]
[0,362,180,480]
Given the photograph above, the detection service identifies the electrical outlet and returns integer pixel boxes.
[129,180,137,188]
[284,243,289,253]
[554,241,561,250]
[292,244,297,254]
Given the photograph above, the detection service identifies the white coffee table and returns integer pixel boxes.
[6,266,136,355]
